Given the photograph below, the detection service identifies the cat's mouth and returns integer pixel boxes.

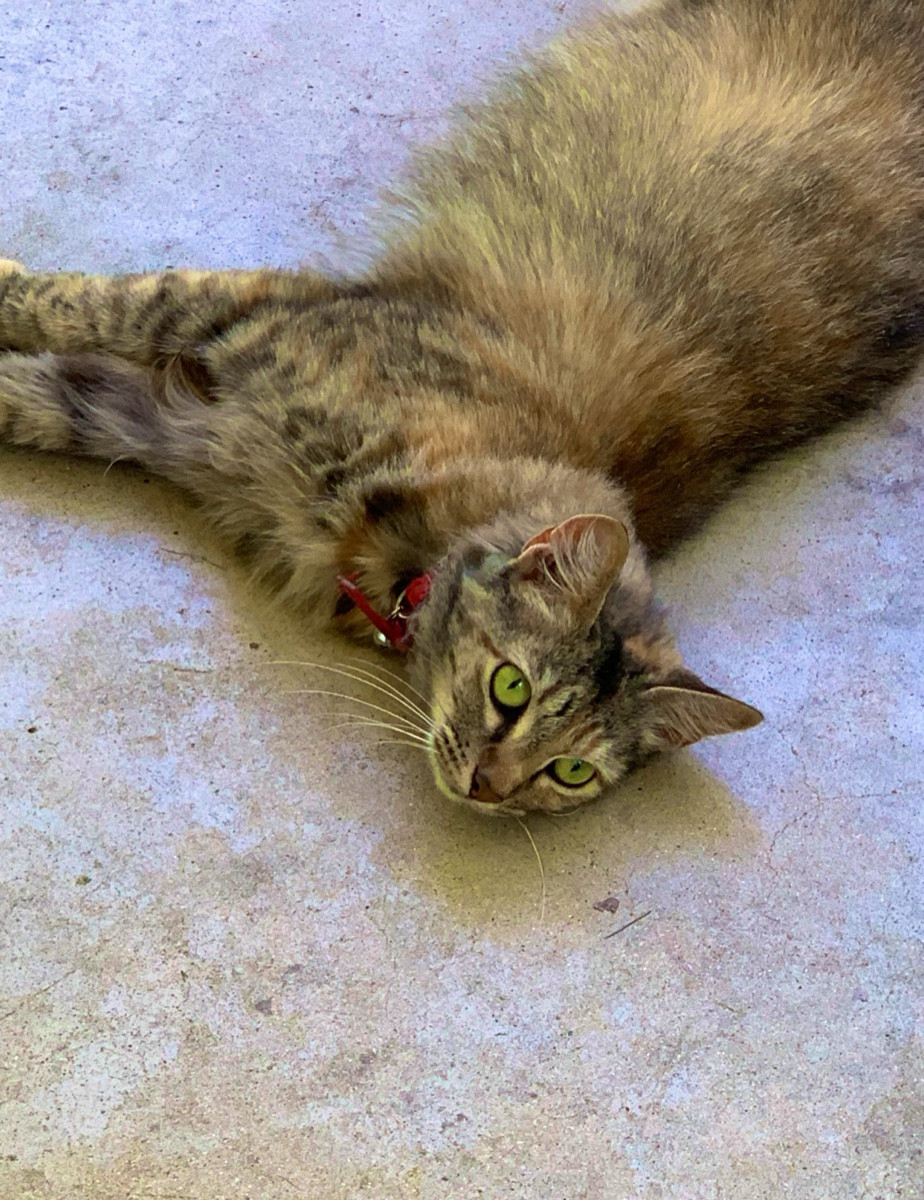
[429,753,524,817]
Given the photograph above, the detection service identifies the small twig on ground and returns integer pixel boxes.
[603,910,652,939]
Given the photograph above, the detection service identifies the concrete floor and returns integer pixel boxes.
[1,2,921,1197]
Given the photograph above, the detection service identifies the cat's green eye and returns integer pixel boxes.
[490,663,532,711]
[550,757,597,787]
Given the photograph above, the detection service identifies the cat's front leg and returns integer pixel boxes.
[0,260,337,366]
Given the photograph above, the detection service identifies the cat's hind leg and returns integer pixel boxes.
[0,350,212,480]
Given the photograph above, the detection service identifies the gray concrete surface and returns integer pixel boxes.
[1,2,921,1197]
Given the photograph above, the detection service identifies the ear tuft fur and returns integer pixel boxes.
[509,513,629,623]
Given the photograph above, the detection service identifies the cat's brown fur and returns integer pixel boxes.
[1,0,922,812]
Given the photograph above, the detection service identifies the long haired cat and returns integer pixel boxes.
[1,0,922,814]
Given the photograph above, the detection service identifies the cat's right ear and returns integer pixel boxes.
[508,513,629,624]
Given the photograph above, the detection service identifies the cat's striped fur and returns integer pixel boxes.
[1,0,922,812]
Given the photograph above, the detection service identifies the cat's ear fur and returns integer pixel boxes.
[509,514,629,624]
[640,668,763,751]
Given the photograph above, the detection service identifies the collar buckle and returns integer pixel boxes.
[336,570,433,652]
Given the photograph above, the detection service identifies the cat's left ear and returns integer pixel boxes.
[510,513,629,624]
[640,669,763,751]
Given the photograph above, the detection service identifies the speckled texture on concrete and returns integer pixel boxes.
[0,3,921,1198]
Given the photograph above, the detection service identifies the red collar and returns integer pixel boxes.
[336,571,433,651]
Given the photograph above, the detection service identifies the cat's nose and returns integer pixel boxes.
[469,766,504,805]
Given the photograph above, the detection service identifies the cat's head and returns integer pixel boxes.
[409,514,762,814]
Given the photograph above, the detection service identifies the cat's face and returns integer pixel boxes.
[409,515,762,815]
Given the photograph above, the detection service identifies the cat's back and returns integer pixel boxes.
[373,0,924,550]
[382,0,924,314]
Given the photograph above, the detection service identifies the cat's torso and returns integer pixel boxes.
[380,0,924,548]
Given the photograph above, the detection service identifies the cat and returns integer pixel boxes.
[1,0,922,815]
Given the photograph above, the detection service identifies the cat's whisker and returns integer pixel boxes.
[341,654,432,708]
[325,714,432,745]
[324,715,427,734]
[335,725,431,750]
[516,817,547,926]
[282,688,432,736]
[370,739,431,752]
[272,659,433,729]
[327,660,432,723]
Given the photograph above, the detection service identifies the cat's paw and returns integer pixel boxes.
[0,259,25,276]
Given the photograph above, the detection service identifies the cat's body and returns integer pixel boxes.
[1,0,922,813]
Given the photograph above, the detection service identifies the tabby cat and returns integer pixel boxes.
[1,0,922,814]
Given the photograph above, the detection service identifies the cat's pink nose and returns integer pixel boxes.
[469,767,504,805]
